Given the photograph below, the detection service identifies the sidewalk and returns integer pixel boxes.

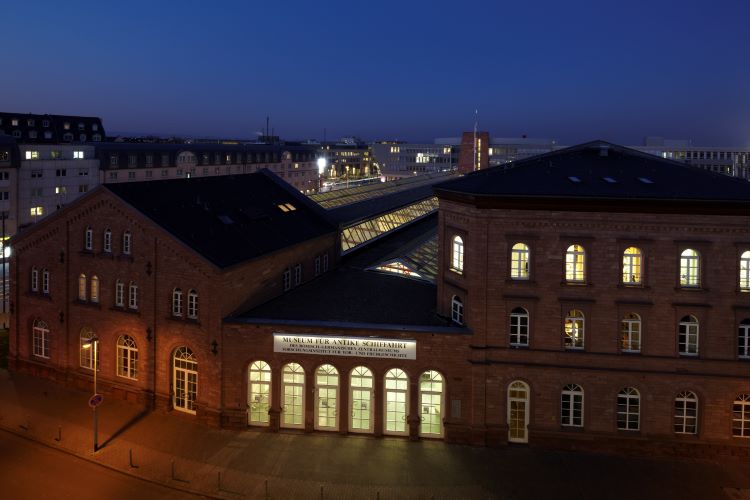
[1,369,749,499]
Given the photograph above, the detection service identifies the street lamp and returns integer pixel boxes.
[82,335,100,452]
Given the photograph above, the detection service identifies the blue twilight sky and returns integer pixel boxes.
[2,0,749,146]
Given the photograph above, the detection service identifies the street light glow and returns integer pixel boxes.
[317,157,327,175]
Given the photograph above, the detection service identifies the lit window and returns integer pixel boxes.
[740,251,750,290]
[733,394,750,438]
[172,288,183,316]
[620,313,641,353]
[103,229,112,253]
[510,243,530,279]
[419,370,444,436]
[73,151,84,159]
[30,206,44,216]
[565,244,585,282]
[248,361,271,426]
[63,122,70,130]
[561,384,583,427]
[187,290,198,319]
[564,310,584,350]
[122,231,131,255]
[678,315,699,356]
[42,269,49,294]
[90,275,99,303]
[25,151,39,160]
[451,236,464,274]
[128,282,138,309]
[617,387,640,431]
[79,328,97,370]
[30,267,38,292]
[84,227,93,251]
[674,391,698,435]
[117,336,138,380]
[283,268,291,291]
[32,319,50,358]
[281,362,305,428]
[384,368,409,435]
[509,307,529,346]
[679,249,700,287]
[172,347,197,413]
[115,280,124,307]
[622,247,642,284]
[739,319,750,359]
[78,274,87,301]
[451,295,464,325]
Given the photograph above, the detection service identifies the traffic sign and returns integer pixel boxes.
[88,394,103,408]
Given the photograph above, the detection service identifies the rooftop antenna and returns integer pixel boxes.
[266,116,269,140]
[473,109,478,172]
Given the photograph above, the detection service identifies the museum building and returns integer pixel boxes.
[8,141,750,457]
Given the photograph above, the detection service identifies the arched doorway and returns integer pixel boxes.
[384,368,409,436]
[248,361,271,426]
[419,370,444,437]
[315,364,339,431]
[350,366,373,433]
[173,347,197,414]
[281,363,305,429]
[508,380,529,443]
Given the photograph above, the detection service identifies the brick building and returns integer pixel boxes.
[8,142,750,457]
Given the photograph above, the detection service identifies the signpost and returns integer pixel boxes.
[88,394,103,408]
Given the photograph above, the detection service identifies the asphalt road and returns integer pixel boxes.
[0,429,206,500]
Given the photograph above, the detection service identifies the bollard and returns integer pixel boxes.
[55,425,61,442]
[171,460,176,480]
[217,471,222,490]
[377,492,380,500]
[129,448,138,469]
[265,479,269,500]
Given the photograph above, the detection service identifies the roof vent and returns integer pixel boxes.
[637,177,654,184]
[568,176,582,183]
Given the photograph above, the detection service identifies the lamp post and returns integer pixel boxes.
[83,335,100,452]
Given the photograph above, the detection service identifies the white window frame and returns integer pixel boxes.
[294,264,302,286]
[248,360,272,426]
[281,362,305,429]
[621,313,641,353]
[323,253,329,272]
[123,231,131,255]
[187,290,198,319]
[79,328,96,370]
[172,346,197,414]
[565,244,586,282]
[42,269,49,294]
[349,366,374,434]
[115,280,124,307]
[617,387,640,431]
[32,319,50,359]
[451,236,464,274]
[564,310,584,350]
[31,267,38,292]
[384,368,409,436]
[561,384,584,427]
[622,246,642,285]
[314,364,340,431]
[674,391,698,435]
[103,229,112,253]
[678,315,699,356]
[510,242,530,280]
[85,227,93,251]
[679,249,700,287]
[117,335,138,380]
[741,251,750,290]
[172,288,183,317]
[451,295,464,325]
[128,282,138,309]
[733,394,750,438]
[509,307,529,347]
[314,256,321,276]
[283,268,291,291]
[418,370,444,437]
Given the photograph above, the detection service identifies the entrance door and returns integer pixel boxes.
[350,366,373,433]
[508,381,529,443]
[173,347,197,414]
[419,370,444,437]
[384,368,409,436]
[315,364,339,431]
[282,363,305,429]
[248,360,271,426]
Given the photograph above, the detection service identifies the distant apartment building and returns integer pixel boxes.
[317,138,374,180]
[633,137,750,179]
[371,141,458,180]
[0,112,105,143]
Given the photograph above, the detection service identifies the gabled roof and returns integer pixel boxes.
[104,170,336,268]
[435,141,750,207]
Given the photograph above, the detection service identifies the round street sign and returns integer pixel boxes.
[88,394,103,408]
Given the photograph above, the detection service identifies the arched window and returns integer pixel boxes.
[740,251,750,290]
[621,313,641,353]
[31,267,38,292]
[451,295,464,325]
[281,362,305,429]
[419,370,444,437]
[122,231,132,255]
[172,347,197,414]
[103,228,112,253]
[565,244,586,282]
[679,249,700,287]
[508,381,530,443]
[384,368,409,436]
[84,227,93,251]
[90,275,99,303]
[510,243,530,280]
[187,290,198,319]
[32,319,50,358]
[739,319,750,359]
[78,274,87,301]
[172,288,183,317]
[617,387,640,431]
[128,282,138,309]
[678,315,699,356]
[622,247,642,284]
[451,235,464,274]
[350,366,373,433]
[42,269,50,294]
[315,364,339,431]
[248,361,271,426]
[79,327,96,370]
[509,307,529,346]
[115,280,124,307]
[733,394,750,438]
[564,310,584,350]
[117,336,138,380]
[561,384,583,427]
[674,391,698,434]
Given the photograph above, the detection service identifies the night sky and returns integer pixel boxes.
[3,0,749,146]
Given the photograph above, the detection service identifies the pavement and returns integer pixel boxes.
[0,369,749,499]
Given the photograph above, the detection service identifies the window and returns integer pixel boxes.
[617,387,640,431]
[674,391,698,434]
[78,185,88,193]
[63,122,70,130]
[73,151,84,159]
[565,244,586,282]
[103,229,112,253]
[30,188,43,197]
[50,150,62,160]
[172,288,183,316]
[122,231,131,255]
[187,290,198,319]
[564,310,584,349]
[678,315,699,356]
[56,169,66,177]
[283,268,291,291]
[29,131,37,139]
[350,366,374,433]
[248,361,271,426]
[621,313,641,353]
[419,370,444,437]
[115,280,124,307]
[508,381,530,443]
[679,249,700,287]
[315,256,321,276]
[733,394,750,438]
[451,295,464,325]
[314,364,340,431]
[451,236,464,274]
[561,384,583,427]
[79,328,97,370]
[31,267,38,292]
[84,227,93,251]
[63,133,73,142]
[42,269,49,294]
[78,122,85,130]
[740,251,750,290]
[109,172,118,180]
[78,274,87,301]
[55,186,66,195]
[30,206,44,216]
[128,282,138,309]
[323,253,329,272]
[510,243,530,279]
[90,275,99,303]
[622,247,642,284]
[25,151,39,160]
[509,307,529,346]
[128,172,136,180]
[294,264,302,286]
[172,347,197,414]
[117,336,138,379]
[384,368,409,435]
[31,169,42,178]
[161,154,169,166]
[42,120,49,127]
[739,319,750,359]
[110,155,119,167]
[128,155,137,166]
[281,362,305,429]
[32,319,50,358]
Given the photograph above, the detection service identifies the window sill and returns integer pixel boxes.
[449,268,464,277]
[617,283,649,290]
[674,286,708,293]
[117,254,134,263]
[564,347,585,352]
[167,315,201,326]
[26,291,52,301]
[74,300,101,309]
[620,350,641,355]
[678,353,699,358]
[561,281,590,287]
[111,306,140,315]
[505,278,535,285]
[509,344,529,349]
[560,425,585,433]
[79,250,95,257]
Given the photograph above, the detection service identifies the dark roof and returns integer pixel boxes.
[326,183,437,225]
[233,214,460,330]
[435,141,750,204]
[104,170,336,268]
[0,112,104,144]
